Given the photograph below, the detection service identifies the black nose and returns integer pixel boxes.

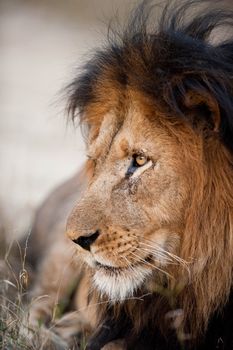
[72,231,99,251]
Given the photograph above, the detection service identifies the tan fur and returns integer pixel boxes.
[68,87,233,336]
[29,86,233,347]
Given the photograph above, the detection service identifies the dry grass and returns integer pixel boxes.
[0,226,34,349]
[0,227,87,350]
[0,290,34,350]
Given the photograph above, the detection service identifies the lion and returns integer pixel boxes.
[27,1,233,349]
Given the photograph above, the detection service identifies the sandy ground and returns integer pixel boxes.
[0,0,131,238]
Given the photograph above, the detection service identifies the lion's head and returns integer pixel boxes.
[66,0,233,341]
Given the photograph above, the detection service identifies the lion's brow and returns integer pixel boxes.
[88,112,122,159]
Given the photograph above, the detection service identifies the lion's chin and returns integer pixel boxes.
[92,264,152,301]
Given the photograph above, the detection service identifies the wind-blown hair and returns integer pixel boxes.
[67,0,233,153]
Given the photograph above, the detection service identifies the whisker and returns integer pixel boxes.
[120,254,136,273]
[134,246,173,265]
[120,235,168,262]
[129,233,187,264]
[120,236,172,264]
[139,244,182,264]
[129,251,173,279]
[138,240,189,266]
[120,234,189,271]
[135,247,178,265]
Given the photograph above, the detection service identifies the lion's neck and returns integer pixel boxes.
[180,142,233,338]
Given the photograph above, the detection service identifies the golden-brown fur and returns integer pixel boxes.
[67,89,233,338]
[28,2,233,349]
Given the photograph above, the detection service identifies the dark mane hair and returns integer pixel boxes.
[67,0,233,153]
[64,2,233,349]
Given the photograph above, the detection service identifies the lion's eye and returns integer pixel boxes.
[134,155,148,167]
[126,154,149,177]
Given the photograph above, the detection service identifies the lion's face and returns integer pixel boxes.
[67,94,193,301]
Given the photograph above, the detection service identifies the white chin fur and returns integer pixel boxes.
[93,265,151,301]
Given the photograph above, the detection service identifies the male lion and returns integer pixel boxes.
[28,1,233,349]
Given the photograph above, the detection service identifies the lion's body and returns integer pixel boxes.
[29,2,233,349]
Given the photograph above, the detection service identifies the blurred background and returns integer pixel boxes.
[0,0,133,240]
[0,0,232,241]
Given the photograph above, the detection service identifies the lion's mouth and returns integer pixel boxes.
[92,255,154,300]
[94,254,153,273]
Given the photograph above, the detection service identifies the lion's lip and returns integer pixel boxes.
[94,254,153,272]
[95,261,121,272]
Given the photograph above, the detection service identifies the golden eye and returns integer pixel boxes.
[126,153,149,177]
[135,155,148,166]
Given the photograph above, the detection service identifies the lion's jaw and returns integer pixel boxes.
[93,263,152,301]
[67,101,190,301]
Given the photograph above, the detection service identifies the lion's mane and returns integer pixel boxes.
[66,1,233,348]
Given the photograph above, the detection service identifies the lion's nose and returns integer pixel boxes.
[71,231,100,251]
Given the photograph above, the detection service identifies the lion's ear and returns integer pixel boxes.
[183,90,220,132]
